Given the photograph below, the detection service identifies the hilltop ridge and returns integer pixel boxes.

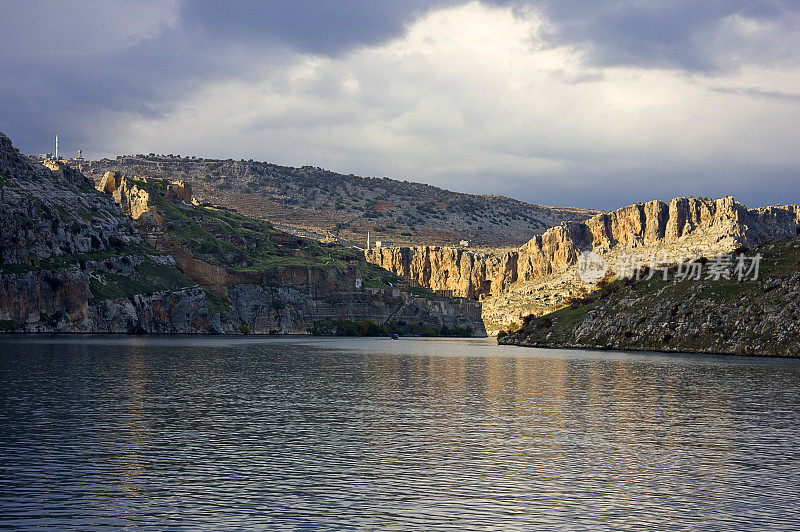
[73,154,598,247]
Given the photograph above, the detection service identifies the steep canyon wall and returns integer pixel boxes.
[367,196,800,300]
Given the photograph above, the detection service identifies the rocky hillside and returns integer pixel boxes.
[97,170,485,335]
[500,238,800,357]
[368,196,800,333]
[73,155,597,247]
[0,132,484,336]
[0,132,214,333]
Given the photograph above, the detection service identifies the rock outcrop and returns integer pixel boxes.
[368,196,800,300]
[97,170,161,221]
[167,180,192,203]
[0,132,218,333]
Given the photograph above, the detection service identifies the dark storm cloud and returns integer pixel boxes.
[179,0,453,55]
[496,0,797,71]
[1,0,799,210]
[0,1,450,154]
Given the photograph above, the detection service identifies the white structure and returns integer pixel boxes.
[367,231,370,250]
[460,240,470,247]
[55,135,58,159]
[375,240,383,248]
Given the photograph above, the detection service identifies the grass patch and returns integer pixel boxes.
[205,292,233,314]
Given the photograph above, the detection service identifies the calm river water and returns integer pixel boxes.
[1,336,799,530]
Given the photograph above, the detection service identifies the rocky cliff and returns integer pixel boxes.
[500,238,800,357]
[0,132,216,333]
[0,131,484,335]
[368,196,800,300]
[367,196,800,333]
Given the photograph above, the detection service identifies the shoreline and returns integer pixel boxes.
[498,338,800,359]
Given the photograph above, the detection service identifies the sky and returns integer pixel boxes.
[1,0,799,210]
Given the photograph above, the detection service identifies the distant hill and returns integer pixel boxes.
[75,155,598,247]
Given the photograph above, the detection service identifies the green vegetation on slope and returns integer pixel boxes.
[135,177,368,273]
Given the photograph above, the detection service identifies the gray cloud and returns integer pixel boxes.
[513,0,798,72]
[1,1,799,210]
[180,0,451,55]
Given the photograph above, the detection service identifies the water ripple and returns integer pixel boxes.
[1,336,800,530]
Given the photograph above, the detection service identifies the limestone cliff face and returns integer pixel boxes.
[166,180,192,203]
[367,196,800,300]
[365,246,517,299]
[219,284,485,336]
[97,170,162,221]
[0,262,217,334]
[0,132,217,333]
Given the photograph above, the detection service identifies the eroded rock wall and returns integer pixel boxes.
[367,196,800,300]
[219,284,485,336]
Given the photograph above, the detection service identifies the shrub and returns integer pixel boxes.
[239,323,250,335]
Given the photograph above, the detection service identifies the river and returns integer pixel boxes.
[1,336,799,530]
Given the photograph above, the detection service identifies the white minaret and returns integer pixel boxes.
[55,135,58,159]
[367,231,370,250]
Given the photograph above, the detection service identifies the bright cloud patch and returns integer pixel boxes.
[110,2,800,209]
